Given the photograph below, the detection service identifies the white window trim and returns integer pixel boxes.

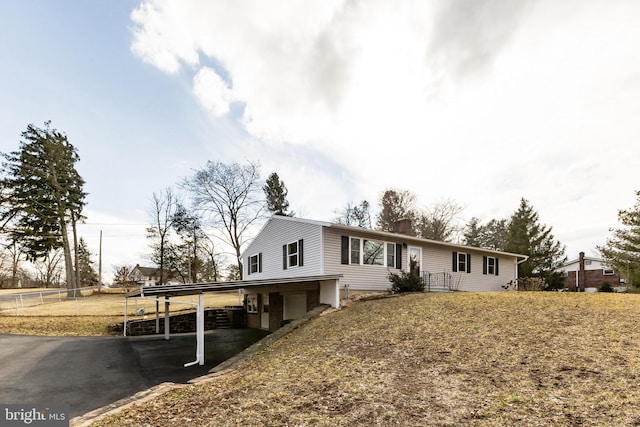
[286,241,299,268]
[249,253,260,274]
[458,252,468,272]
[486,256,496,275]
[349,237,395,267]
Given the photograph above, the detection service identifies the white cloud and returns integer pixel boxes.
[130,0,640,258]
[193,67,233,116]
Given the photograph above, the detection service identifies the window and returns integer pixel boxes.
[603,268,615,275]
[248,253,262,275]
[363,239,384,265]
[288,241,298,267]
[350,238,360,264]
[483,256,499,275]
[386,243,395,268]
[246,295,258,313]
[342,236,398,267]
[283,239,303,269]
[452,251,471,273]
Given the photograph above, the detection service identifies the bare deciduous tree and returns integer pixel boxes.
[181,161,264,278]
[334,200,372,228]
[147,188,179,285]
[417,198,465,242]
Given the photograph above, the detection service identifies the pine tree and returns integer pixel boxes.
[598,191,640,285]
[76,237,98,287]
[376,189,417,233]
[0,122,86,292]
[263,172,292,216]
[504,198,566,281]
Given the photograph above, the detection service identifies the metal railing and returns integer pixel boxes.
[422,272,462,292]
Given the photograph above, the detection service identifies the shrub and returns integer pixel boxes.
[516,277,547,291]
[388,270,425,293]
[599,281,614,293]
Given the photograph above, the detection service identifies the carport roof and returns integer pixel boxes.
[126,274,343,298]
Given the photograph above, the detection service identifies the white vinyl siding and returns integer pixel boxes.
[241,217,323,280]
[323,228,403,291]
[243,216,521,292]
[323,227,516,292]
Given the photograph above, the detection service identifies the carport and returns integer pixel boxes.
[124,274,342,367]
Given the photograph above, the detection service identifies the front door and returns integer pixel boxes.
[408,247,422,277]
[261,293,270,329]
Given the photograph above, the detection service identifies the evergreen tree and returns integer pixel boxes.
[76,237,98,287]
[0,122,86,292]
[464,217,509,250]
[263,172,292,216]
[504,198,566,281]
[598,190,640,285]
[376,189,417,233]
[463,217,484,247]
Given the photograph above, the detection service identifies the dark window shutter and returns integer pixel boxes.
[247,259,250,276]
[495,258,499,276]
[395,244,402,269]
[483,256,487,275]
[283,245,287,270]
[452,252,458,272]
[466,253,471,273]
[341,236,349,264]
[298,239,304,267]
[258,253,262,273]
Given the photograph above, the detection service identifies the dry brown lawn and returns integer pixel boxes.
[0,290,241,335]
[93,292,640,427]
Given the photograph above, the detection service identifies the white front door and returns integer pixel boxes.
[261,293,269,329]
[408,247,422,276]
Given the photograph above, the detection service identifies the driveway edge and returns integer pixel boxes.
[70,304,332,426]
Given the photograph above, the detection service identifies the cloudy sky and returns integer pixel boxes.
[1,0,640,281]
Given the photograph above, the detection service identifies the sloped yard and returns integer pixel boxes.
[93,292,640,426]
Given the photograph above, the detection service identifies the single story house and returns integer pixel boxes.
[240,215,528,330]
[558,252,621,291]
[131,264,180,287]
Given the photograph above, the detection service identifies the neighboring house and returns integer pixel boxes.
[558,252,621,291]
[131,264,179,287]
[240,215,527,330]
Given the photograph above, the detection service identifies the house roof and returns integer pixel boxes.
[562,256,603,265]
[126,274,343,298]
[246,215,528,260]
[132,265,160,277]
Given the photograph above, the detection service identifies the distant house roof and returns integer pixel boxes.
[132,265,160,278]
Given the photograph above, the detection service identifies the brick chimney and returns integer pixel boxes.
[393,218,413,235]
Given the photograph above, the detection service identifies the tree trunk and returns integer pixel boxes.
[72,214,80,289]
[60,220,76,297]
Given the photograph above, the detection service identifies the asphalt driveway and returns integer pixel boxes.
[0,329,268,418]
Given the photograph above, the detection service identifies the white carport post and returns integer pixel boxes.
[185,293,205,367]
[155,299,160,333]
[164,297,170,340]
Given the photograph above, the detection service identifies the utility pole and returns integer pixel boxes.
[98,230,103,287]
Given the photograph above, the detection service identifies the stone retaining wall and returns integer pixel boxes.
[110,307,245,336]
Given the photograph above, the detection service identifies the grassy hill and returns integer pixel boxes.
[94,292,640,426]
